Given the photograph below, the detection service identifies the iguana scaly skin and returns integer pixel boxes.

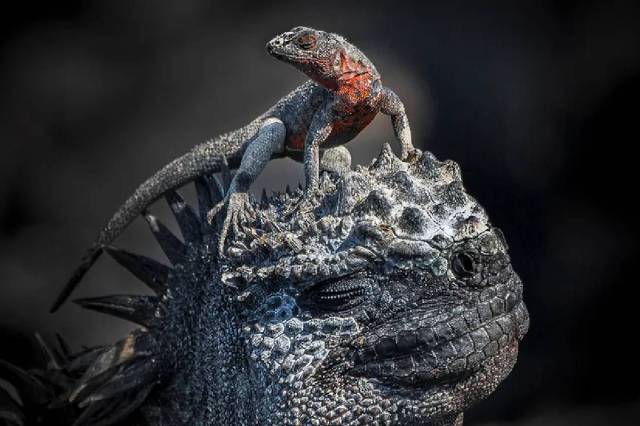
[2,146,528,425]
[51,26,416,312]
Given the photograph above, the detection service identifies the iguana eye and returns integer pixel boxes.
[296,33,317,50]
[451,251,477,278]
[301,275,371,311]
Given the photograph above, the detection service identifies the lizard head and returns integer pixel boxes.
[59,146,528,424]
[267,26,380,91]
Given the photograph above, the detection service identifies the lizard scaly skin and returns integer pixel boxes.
[51,26,415,313]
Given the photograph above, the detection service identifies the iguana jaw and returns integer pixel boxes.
[350,303,526,387]
[348,276,528,392]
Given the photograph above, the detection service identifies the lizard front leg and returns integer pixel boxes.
[380,87,417,160]
[303,105,335,198]
[283,106,334,218]
[209,117,285,255]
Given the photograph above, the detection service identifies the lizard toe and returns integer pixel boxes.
[284,197,315,219]
[207,201,226,225]
[401,147,421,162]
[217,192,251,256]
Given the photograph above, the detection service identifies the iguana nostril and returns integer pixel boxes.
[452,251,476,278]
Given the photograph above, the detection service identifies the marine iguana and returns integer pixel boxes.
[1,145,529,425]
[51,26,417,313]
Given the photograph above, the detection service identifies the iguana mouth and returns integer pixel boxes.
[349,297,528,388]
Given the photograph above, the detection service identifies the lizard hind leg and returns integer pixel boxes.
[281,146,347,219]
[208,117,286,256]
[320,146,352,175]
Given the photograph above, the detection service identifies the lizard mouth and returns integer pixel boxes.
[349,298,528,388]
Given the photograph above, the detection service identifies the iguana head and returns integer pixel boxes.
[211,145,529,424]
[6,147,527,425]
[267,26,380,92]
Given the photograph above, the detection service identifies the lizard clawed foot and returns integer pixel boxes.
[284,193,316,219]
[207,192,255,256]
[401,147,421,163]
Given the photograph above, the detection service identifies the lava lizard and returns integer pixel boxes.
[51,26,416,312]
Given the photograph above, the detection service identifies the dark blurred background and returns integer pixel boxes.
[1,0,638,424]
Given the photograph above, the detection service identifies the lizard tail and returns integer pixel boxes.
[50,140,245,313]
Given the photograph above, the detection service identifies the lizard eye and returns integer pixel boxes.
[296,33,317,50]
[301,274,371,311]
[451,251,477,278]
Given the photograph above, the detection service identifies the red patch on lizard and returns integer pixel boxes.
[287,133,306,151]
[285,50,379,152]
